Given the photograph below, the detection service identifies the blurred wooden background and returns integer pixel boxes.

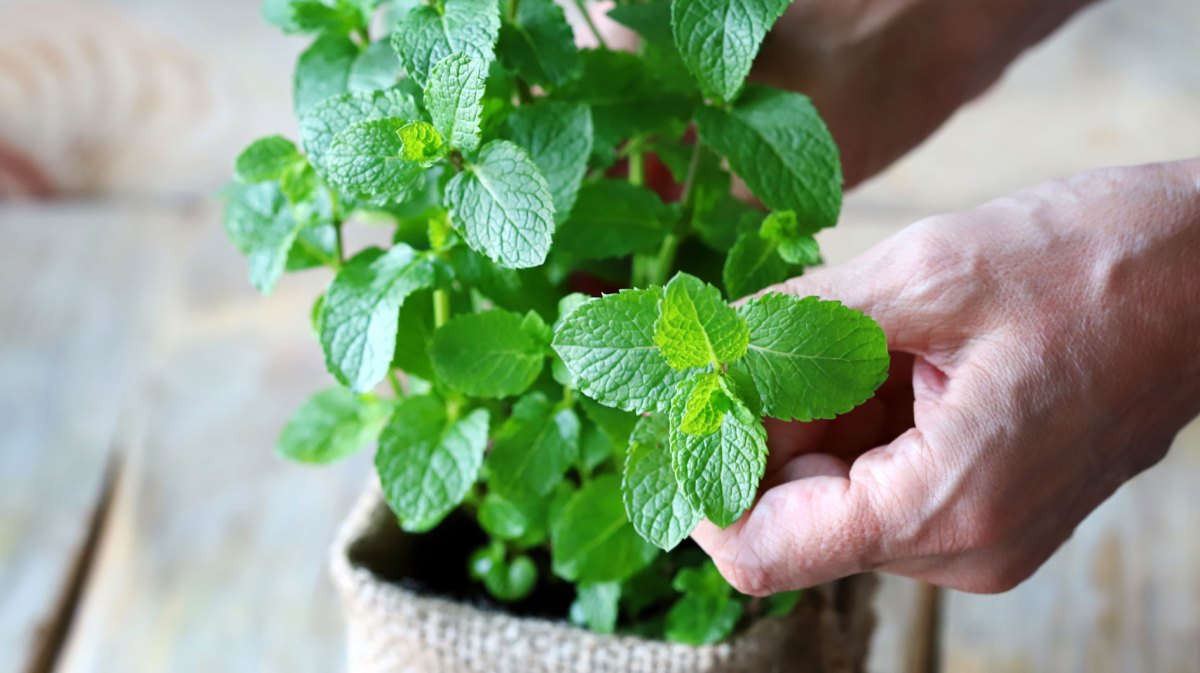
[0,0,1197,671]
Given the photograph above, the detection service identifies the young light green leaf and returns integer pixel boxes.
[655,272,749,370]
[470,546,538,601]
[375,395,489,532]
[551,474,658,583]
[731,293,889,421]
[390,0,500,86]
[722,231,790,299]
[326,118,437,198]
[552,288,688,414]
[320,245,440,392]
[478,492,543,541]
[669,375,767,527]
[277,387,389,463]
[696,86,842,230]
[570,582,621,634]
[504,102,592,222]
[497,0,581,88]
[680,371,727,436]
[445,140,555,269]
[665,562,744,645]
[488,392,580,499]
[622,414,701,551]
[235,136,304,183]
[670,0,789,102]
[425,53,487,153]
[556,180,671,259]
[294,33,359,115]
[299,88,420,178]
[290,0,368,34]
[349,40,403,93]
[222,181,302,295]
[429,309,546,398]
[760,210,821,266]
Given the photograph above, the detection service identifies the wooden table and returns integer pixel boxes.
[1,0,1198,671]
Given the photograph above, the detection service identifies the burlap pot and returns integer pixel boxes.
[330,487,878,673]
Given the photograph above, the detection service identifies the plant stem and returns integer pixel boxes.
[388,370,405,397]
[628,148,644,187]
[572,0,607,49]
[679,140,704,208]
[643,142,703,286]
[647,233,680,287]
[434,288,451,328]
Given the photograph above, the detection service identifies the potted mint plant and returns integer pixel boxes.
[225,0,890,670]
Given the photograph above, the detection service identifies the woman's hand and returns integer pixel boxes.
[694,159,1200,594]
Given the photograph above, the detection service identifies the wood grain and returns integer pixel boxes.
[50,205,371,673]
[939,419,1200,673]
[0,204,171,672]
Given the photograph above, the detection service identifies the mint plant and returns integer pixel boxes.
[226,0,889,645]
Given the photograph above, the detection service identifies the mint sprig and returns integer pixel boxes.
[225,0,887,643]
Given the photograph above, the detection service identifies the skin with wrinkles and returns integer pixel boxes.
[693,159,1200,595]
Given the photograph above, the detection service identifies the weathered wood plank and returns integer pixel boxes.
[0,204,172,673]
[939,419,1200,673]
[53,204,371,673]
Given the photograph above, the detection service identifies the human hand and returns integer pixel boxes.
[693,159,1200,594]
[753,0,1096,186]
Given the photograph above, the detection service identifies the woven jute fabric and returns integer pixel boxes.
[330,487,878,673]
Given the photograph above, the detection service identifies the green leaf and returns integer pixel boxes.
[222,181,302,295]
[265,0,369,35]
[503,101,592,223]
[477,492,541,541]
[760,210,821,266]
[671,0,788,102]
[570,582,621,634]
[235,136,304,183]
[669,375,767,527]
[680,371,727,436]
[375,395,489,532]
[730,293,889,421]
[556,180,671,259]
[622,414,701,550]
[608,0,673,45]
[276,387,389,464]
[429,309,546,398]
[294,33,359,116]
[696,86,843,230]
[554,50,693,163]
[497,0,581,88]
[445,140,555,269]
[470,546,538,601]
[551,474,658,583]
[552,288,688,413]
[390,0,500,86]
[299,88,420,179]
[349,40,403,93]
[762,590,803,617]
[655,272,749,370]
[392,290,436,380]
[580,397,638,449]
[424,53,487,153]
[320,245,440,392]
[488,393,580,499]
[722,231,790,299]
[326,118,436,198]
[665,562,744,645]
